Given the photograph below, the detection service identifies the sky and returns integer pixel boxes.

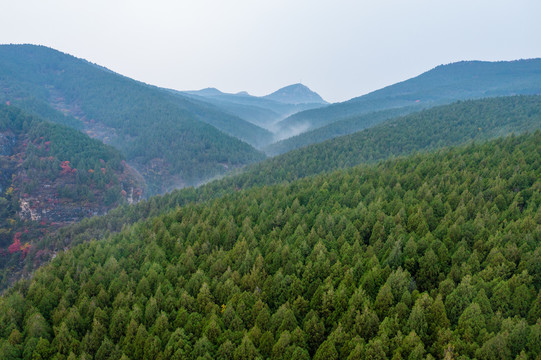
[2,0,541,103]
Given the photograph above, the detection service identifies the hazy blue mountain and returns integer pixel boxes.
[179,84,327,130]
[263,83,328,104]
[172,89,285,130]
[0,44,267,194]
[274,59,541,139]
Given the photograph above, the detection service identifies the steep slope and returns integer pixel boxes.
[0,105,144,277]
[171,89,285,132]
[179,85,327,130]
[0,44,266,194]
[274,59,541,139]
[1,132,540,359]
[263,83,328,104]
[160,93,274,148]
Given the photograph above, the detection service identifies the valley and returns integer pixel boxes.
[0,44,540,360]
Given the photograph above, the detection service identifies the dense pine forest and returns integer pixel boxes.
[1,44,540,360]
[0,131,540,359]
[6,94,538,291]
[243,95,541,188]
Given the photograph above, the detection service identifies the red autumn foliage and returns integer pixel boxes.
[8,232,23,254]
[8,239,21,254]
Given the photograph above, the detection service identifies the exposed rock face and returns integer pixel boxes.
[18,199,41,221]
[14,161,144,225]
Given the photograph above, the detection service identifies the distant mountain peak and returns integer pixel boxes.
[189,87,223,96]
[264,83,327,105]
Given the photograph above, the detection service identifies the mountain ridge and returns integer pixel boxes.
[178,84,328,130]
[0,44,267,194]
[273,58,541,140]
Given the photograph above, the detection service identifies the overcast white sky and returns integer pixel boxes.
[2,0,541,102]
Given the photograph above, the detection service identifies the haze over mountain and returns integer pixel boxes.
[264,107,413,156]
[0,44,269,194]
[229,95,541,192]
[179,84,327,131]
[273,59,541,141]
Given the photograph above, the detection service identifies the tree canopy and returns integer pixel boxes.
[1,131,540,359]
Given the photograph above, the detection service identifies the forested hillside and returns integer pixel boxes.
[0,105,143,282]
[15,94,540,286]
[1,132,540,359]
[258,96,541,182]
[264,107,413,156]
[273,59,541,140]
[0,44,267,194]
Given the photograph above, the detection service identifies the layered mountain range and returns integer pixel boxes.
[0,44,540,359]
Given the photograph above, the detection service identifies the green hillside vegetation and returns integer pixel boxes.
[274,59,541,139]
[1,132,540,359]
[13,94,540,284]
[256,96,541,184]
[0,44,267,193]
